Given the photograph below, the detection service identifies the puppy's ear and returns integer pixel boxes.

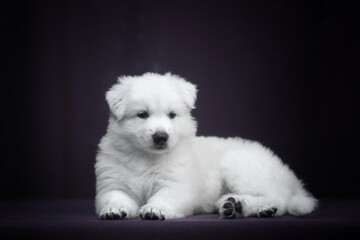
[106,77,128,120]
[176,77,198,110]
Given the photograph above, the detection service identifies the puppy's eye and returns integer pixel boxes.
[168,112,176,119]
[137,111,149,119]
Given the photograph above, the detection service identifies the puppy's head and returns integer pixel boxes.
[106,72,197,154]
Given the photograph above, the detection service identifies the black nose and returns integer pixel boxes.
[152,132,169,145]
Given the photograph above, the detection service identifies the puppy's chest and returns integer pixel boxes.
[122,162,164,203]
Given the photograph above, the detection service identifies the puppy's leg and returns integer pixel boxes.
[217,194,285,218]
[139,186,193,220]
[96,190,139,220]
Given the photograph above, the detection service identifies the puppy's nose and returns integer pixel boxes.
[152,132,169,145]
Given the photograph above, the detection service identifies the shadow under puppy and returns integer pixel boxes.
[95,73,317,220]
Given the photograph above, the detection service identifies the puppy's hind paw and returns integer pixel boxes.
[219,197,242,219]
[257,206,277,218]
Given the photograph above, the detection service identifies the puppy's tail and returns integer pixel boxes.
[287,192,318,216]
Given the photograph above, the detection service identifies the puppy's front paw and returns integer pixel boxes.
[99,206,128,220]
[139,206,165,220]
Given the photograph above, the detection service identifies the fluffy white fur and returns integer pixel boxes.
[95,72,317,220]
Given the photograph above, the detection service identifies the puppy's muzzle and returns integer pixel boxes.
[152,132,169,147]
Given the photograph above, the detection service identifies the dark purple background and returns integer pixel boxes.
[1,0,359,199]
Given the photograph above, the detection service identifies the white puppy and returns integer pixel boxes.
[95,73,317,220]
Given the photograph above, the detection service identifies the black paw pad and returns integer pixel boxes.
[258,207,277,218]
[223,202,233,209]
[220,197,242,219]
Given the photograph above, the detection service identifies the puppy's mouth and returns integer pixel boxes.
[152,144,168,151]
